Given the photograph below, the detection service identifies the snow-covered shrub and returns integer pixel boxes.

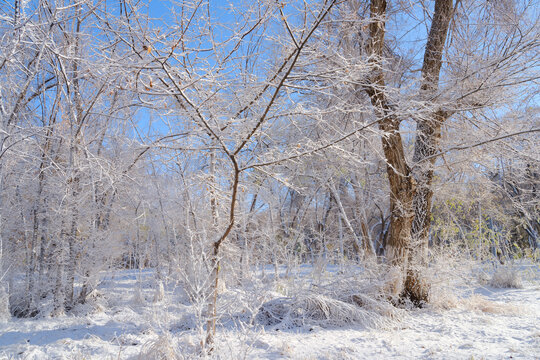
[131,287,146,305]
[489,266,523,288]
[70,290,108,316]
[255,297,295,327]
[343,293,401,318]
[428,285,460,310]
[153,280,165,303]
[254,262,410,330]
[138,333,182,360]
[170,313,198,332]
[297,294,382,327]
[255,291,398,330]
[423,245,481,310]
[378,265,405,301]
[9,292,39,318]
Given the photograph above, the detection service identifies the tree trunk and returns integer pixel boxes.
[406,0,453,304]
[365,0,416,299]
[52,222,66,316]
[205,157,239,352]
[328,179,372,259]
[65,211,78,309]
[411,0,454,252]
[365,0,454,304]
[205,246,220,351]
[351,176,376,257]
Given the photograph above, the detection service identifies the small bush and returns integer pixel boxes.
[153,280,165,303]
[138,333,182,360]
[489,266,523,289]
[255,292,397,330]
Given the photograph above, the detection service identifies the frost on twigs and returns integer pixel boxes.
[378,265,404,302]
[70,290,107,316]
[0,285,9,322]
[153,280,165,303]
[131,287,146,306]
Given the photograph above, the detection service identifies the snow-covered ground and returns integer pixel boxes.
[0,263,538,359]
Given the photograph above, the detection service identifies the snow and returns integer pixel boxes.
[0,264,538,359]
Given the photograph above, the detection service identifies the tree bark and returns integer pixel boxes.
[205,157,239,352]
[365,0,416,298]
[366,0,454,303]
[411,0,454,252]
[406,0,453,304]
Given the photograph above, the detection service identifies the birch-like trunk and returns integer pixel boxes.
[52,219,66,316]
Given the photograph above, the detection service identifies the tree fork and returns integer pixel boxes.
[407,0,454,304]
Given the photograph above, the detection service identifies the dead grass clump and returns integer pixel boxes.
[427,283,524,315]
[428,285,460,310]
[255,292,399,330]
[254,297,295,328]
[345,293,402,318]
[463,294,522,315]
[489,266,523,289]
[138,333,182,360]
[299,294,382,327]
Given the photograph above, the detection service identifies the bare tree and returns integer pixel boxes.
[344,0,539,303]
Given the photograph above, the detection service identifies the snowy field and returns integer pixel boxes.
[0,262,539,360]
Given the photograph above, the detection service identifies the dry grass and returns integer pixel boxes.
[255,263,407,330]
[138,333,183,360]
[489,266,523,289]
[462,294,523,315]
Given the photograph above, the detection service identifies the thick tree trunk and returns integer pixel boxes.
[365,0,453,304]
[365,0,416,298]
[411,111,445,255]
[406,0,453,304]
[411,0,453,250]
